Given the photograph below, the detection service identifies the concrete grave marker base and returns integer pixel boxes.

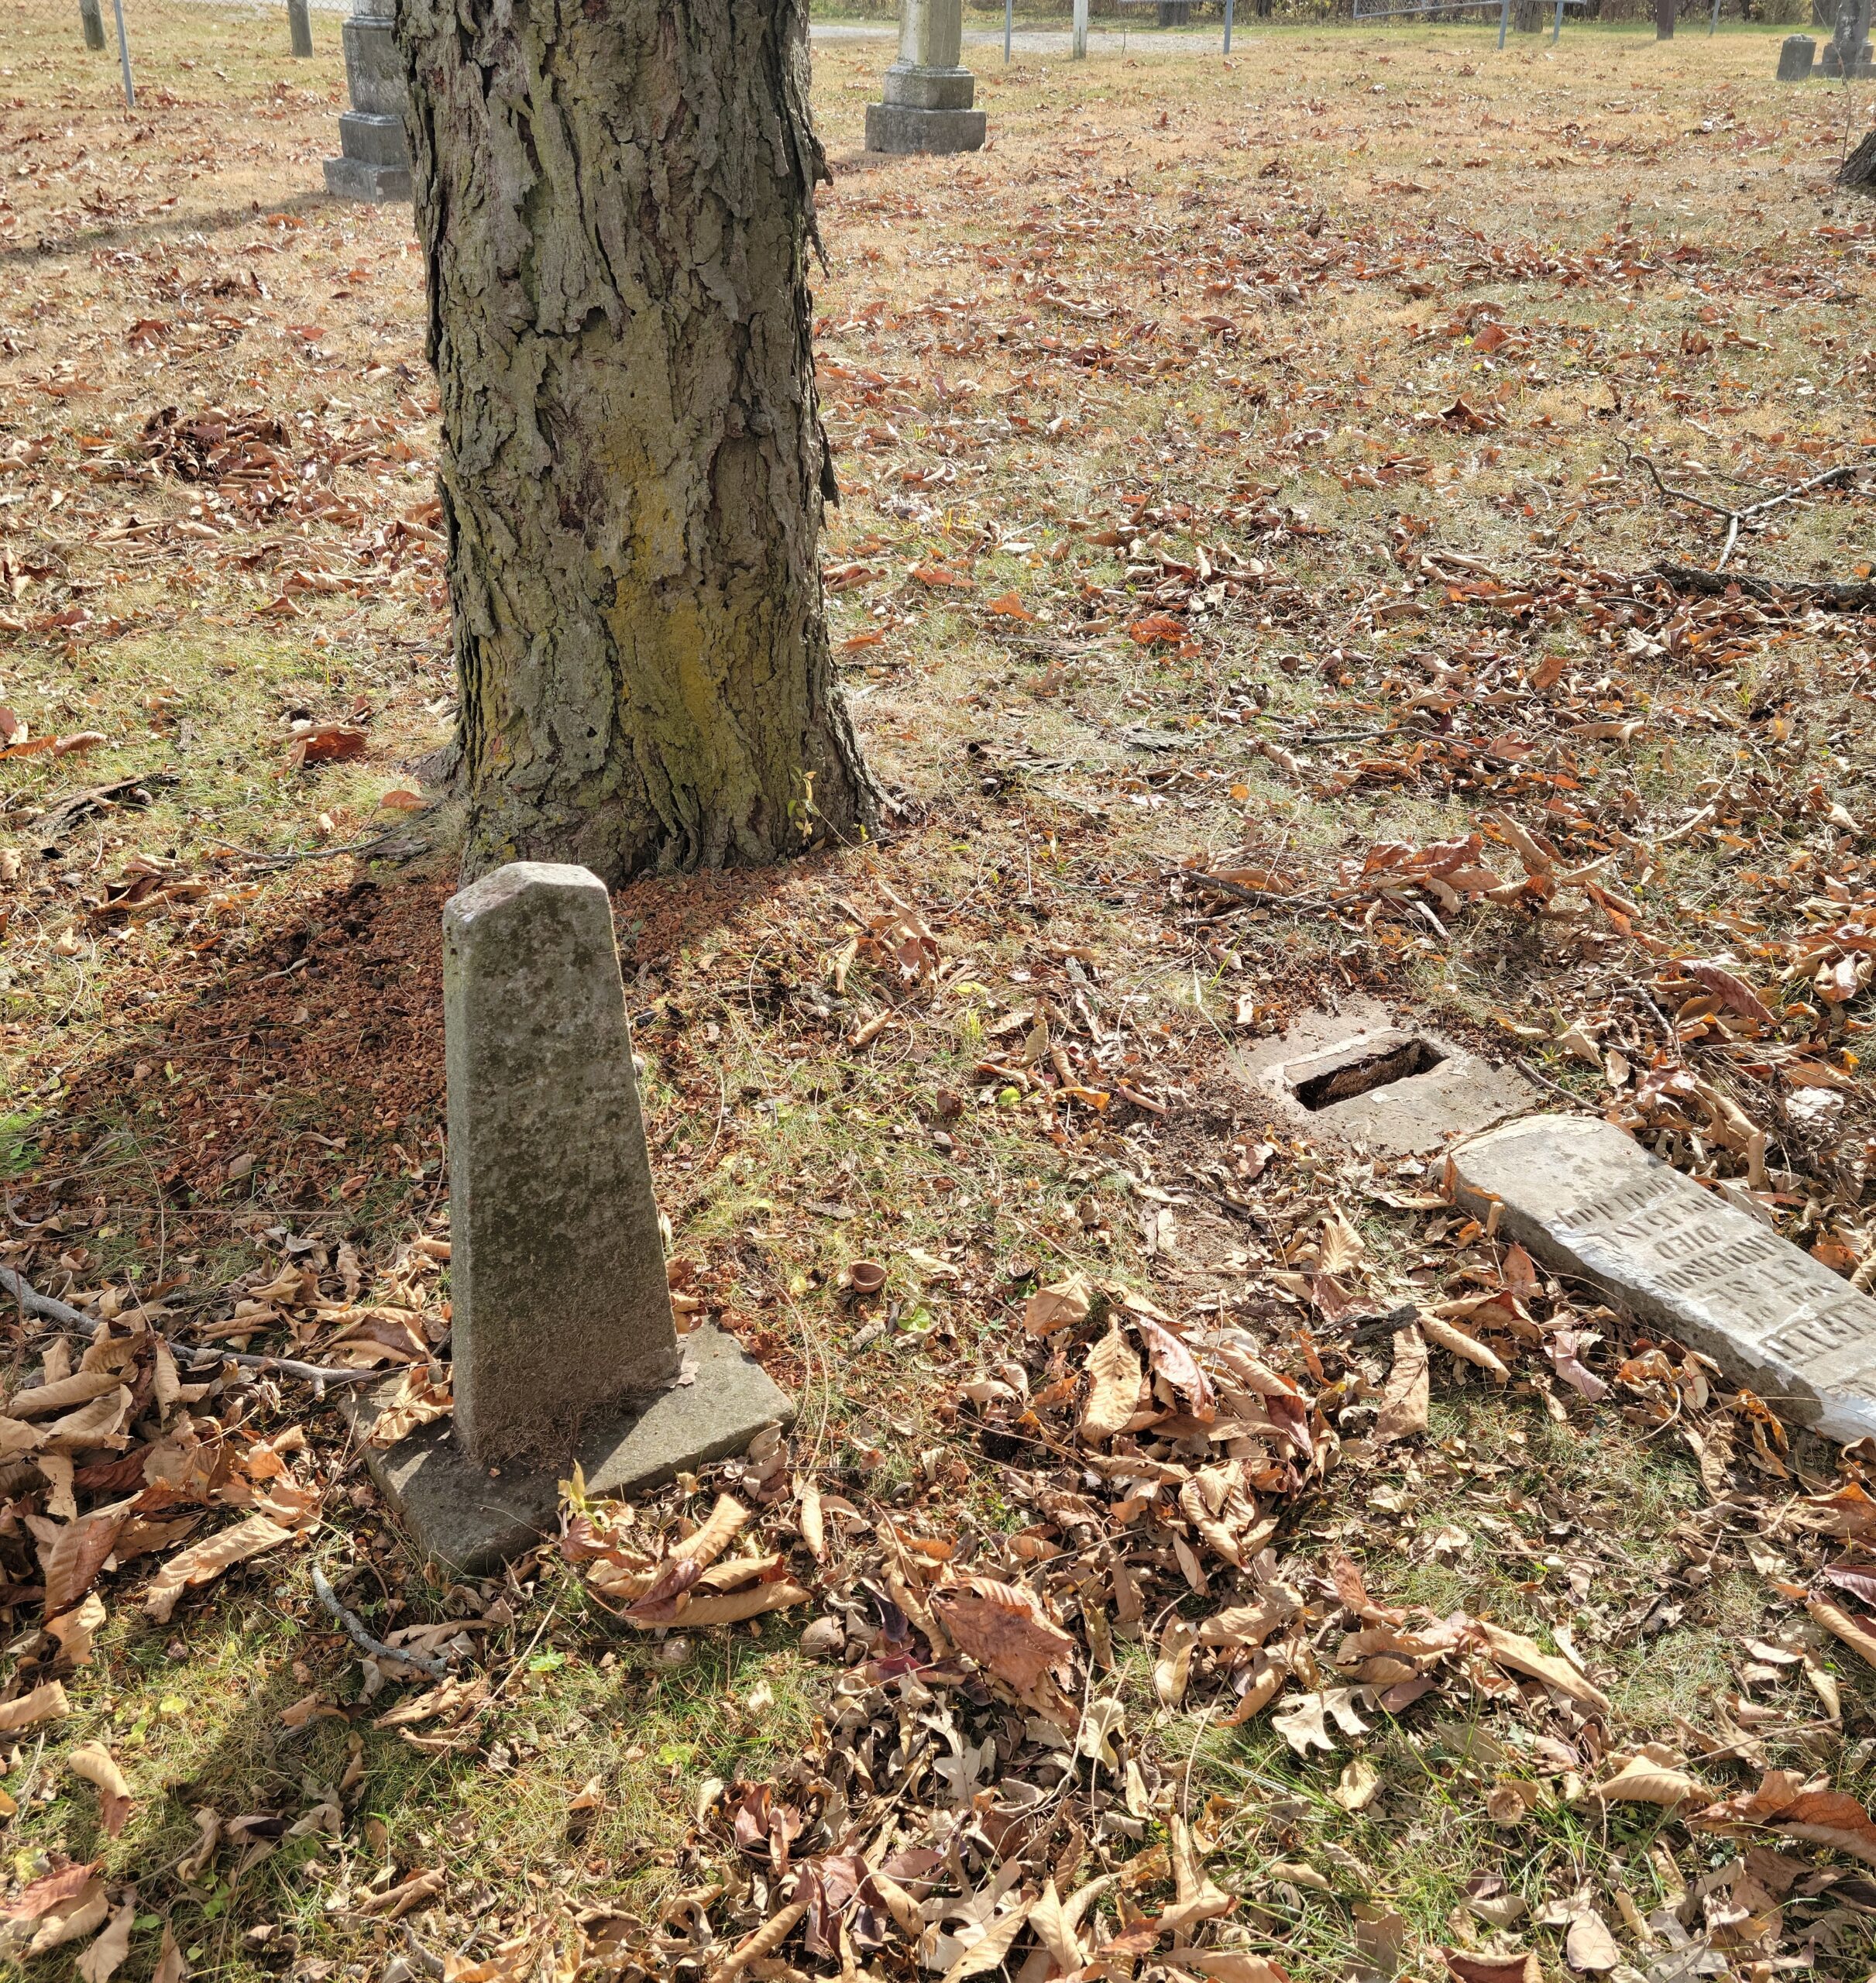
[349,1323,792,1574]
[1452,1114,1876,1444]
[864,104,986,153]
[1235,999,1535,1157]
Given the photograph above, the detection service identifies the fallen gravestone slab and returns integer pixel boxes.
[1452,1114,1876,1443]
[352,861,790,1572]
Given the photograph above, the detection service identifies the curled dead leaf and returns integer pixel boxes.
[67,1743,131,1838]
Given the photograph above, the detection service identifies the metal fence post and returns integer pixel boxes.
[1498,0,1510,47]
[1005,0,1013,60]
[110,0,134,105]
[1072,0,1088,57]
[1224,0,1234,51]
[1551,0,1563,40]
[1708,0,1720,31]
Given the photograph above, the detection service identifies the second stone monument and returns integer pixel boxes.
[866,0,987,156]
[323,0,413,202]
[355,862,792,1571]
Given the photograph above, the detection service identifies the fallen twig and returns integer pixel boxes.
[0,1266,387,1392]
[209,825,424,872]
[1632,453,1866,572]
[1170,869,1328,913]
[311,1561,452,1679]
[1652,562,1876,612]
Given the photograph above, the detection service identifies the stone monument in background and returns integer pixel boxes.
[1821,0,1873,72]
[324,0,412,202]
[354,863,792,1571]
[866,0,987,156]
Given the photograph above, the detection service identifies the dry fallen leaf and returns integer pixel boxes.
[1374,1325,1430,1442]
[1586,1748,1706,1808]
[1332,1756,1382,1813]
[1564,1906,1621,1974]
[151,1924,189,1983]
[930,1572,1077,1707]
[0,1680,69,1732]
[1443,1954,1541,1983]
[143,1516,296,1623]
[67,1743,132,1839]
[28,1876,108,1956]
[1080,1321,1142,1445]
[1024,1272,1093,1336]
[74,1896,134,1983]
[1471,1620,1610,1717]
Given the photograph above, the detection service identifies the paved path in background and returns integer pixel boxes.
[182,0,1232,49]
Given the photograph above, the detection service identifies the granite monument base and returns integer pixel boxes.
[349,1324,793,1574]
[322,156,412,201]
[865,103,988,154]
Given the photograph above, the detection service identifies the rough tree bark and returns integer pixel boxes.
[396,0,874,882]
[1656,0,1675,36]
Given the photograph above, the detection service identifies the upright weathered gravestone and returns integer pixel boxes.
[78,0,106,53]
[1452,1115,1876,1444]
[322,0,412,202]
[1778,32,1816,76]
[445,864,683,1462]
[866,0,987,156]
[288,0,314,59]
[353,863,792,1570]
[1822,0,1873,70]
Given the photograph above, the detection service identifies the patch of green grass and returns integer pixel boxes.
[0,1111,40,1180]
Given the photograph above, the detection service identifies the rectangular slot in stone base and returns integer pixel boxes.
[1295,1038,1445,1111]
[1235,1001,1535,1157]
[347,1322,793,1573]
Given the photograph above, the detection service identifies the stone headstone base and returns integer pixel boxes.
[323,156,412,201]
[348,1324,793,1572]
[865,104,988,154]
[1235,998,1534,1158]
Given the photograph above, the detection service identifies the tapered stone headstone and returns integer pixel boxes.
[1778,32,1816,76]
[1452,1115,1876,1444]
[445,863,682,1465]
[349,861,792,1571]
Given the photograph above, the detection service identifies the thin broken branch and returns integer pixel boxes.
[310,1562,451,1679]
[1632,453,1866,572]
[0,1266,387,1392]
[1652,562,1876,612]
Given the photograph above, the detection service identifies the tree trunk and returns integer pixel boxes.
[1656,0,1675,34]
[396,0,874,883]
